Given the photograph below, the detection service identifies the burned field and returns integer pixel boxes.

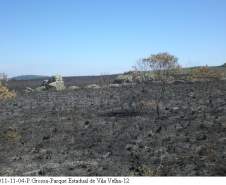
[1,78,226,176]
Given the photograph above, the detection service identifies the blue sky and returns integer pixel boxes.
[0,0,226,77]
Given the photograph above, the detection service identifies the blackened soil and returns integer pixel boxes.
[1,79,226,176]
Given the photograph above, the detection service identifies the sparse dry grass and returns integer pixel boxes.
[0,84,16,101]
[189,66,225,81]
[129,165,159,176]
[2,128,21,142]
[138,100,159,113]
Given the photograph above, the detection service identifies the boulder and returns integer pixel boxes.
[36,75,65,91]
[86,84,101,89]
[46,75,65,91]
[24,87,34,93]
[35,86,46,92]
[68,86,80,90]
[109,84,120,88]
[47,81,65,91]
[41,80,49,86]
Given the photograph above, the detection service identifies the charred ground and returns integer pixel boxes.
[1,77,226,176]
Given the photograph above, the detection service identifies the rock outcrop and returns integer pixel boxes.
[36,75,65,91]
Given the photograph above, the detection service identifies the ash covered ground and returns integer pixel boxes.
[1,77,226,176]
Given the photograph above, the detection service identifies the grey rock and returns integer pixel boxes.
[35,86,46,92]
[36,75,65,91]
[41,80,49,86]
[24,87,33,93]
[46,75,65,91]
[86,84,101,89]
[109,84,120,88]
[172,107,180,111]
[68,86,80,90]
